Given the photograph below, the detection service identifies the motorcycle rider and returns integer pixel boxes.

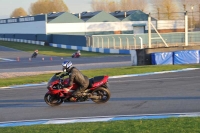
[61,60,89,98]
[31,49,38,58]
[72,50,81,58]
[77,50,81,56]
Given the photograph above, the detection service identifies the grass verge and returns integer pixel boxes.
[1,117,200,133]
[0,64,200,87]
[0,41,122,57]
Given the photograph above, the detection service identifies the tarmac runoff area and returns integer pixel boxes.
[0,68,200,127]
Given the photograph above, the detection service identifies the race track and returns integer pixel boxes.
[0,46,200,123]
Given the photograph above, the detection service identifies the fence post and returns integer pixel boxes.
[92,36,94,47]
[185,11,188,46]
[107,37,109,48]
[139,37,143,49]
[133,37,136,49]
[101,37,104,48]
[148,13,152,48]
[118,37,122,49]
[126,37,129,49]
[97,37,100,48]
[112,37,115,49]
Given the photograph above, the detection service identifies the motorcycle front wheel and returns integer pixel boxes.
[91,87,111,104]
[44,93,63,106]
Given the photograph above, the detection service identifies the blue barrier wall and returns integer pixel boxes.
[151,52,173,65]
[151,50,200,65]
[173,50,199,64]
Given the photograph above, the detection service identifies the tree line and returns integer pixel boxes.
[10,0,200,20]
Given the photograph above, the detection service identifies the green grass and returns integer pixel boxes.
[0,41,122,57]
[1,117,200,133]
[0,64,200,87]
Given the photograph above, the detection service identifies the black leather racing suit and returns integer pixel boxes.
[64,67,89,96]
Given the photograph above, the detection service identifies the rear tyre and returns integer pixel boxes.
[44,93,63,106]
[91,87,111,104]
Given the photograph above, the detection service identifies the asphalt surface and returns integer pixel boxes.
[1,69,200,122]
[1,45,200,122]
[0,46,131,71]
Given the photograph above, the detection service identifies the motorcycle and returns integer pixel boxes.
[31,51,38,58]
[44,72,111,106]
[71,52,81,58]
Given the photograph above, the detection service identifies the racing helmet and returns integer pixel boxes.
[62,60,73,72]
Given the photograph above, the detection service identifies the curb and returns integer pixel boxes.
[0,68,199,89]
[0,112,200,127]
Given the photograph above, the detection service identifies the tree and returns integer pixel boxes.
[120,0,148,12]
[180,0,199,12]
[107,1,119,12]
[91,0,106,11]
[91,0,118,12]
[29,0,69,15]
[91,0,148,12]
[180,0,200,28]
[151,0,179,20]
[10,7,28,18]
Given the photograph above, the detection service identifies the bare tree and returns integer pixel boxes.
[10,7,28,18]
[151,0,179,20]
[29,0,69,15]
[91,0,148,12]
[131,0,149,12]
[180,0,199,12]
[91,0,118,12]
[107,1,119,12]
[52,0,69,12]
[120,0,134,11]
[91,0,107,11]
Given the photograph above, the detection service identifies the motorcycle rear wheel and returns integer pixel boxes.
[44,93,63,106]
[91,87,111,104]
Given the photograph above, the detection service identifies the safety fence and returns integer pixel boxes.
[87,32,200,49]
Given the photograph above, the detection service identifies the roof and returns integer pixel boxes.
[110,10,155,21]
[48,12,65,19]
[48,12,84,23]
[74,11,101,21]
[110,10,138,20]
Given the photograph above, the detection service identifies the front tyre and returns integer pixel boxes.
[44,93,63,106]
[91,87,111,104]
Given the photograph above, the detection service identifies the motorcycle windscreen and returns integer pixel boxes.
[48,75,59,84]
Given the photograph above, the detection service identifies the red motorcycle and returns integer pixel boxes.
[44,72,111,106]
[71,52,81,58]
